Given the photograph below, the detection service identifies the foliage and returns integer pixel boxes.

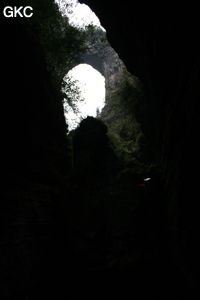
[14,0,87,86]
[12,0,93,127]
[101,69,144,163]
[73,117,108,152]
[106,110,140,162]
[116,68,144,117]
[61,74,84,115]
[112,69,155,164]
[84,24,108,48]
[101,67,156,165]
[72,117,115,173]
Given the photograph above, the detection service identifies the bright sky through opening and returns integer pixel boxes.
[64,64,105,130]
[55,0,105,30]
[55,0,106,131]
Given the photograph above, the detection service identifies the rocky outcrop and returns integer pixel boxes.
[80,28,137,136]
[1,1,199,298]
[81,28,125,100]
[1,10,71,298]
[80,0,200,296]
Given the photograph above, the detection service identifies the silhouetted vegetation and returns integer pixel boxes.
[12,0,89,123]
[2,0,199,299]
[62,73,84,117]
[71,117,114,173]
[101,68,154,166]
[15,0,87,77]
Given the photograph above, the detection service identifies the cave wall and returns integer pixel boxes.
[81,40,124,92]
[1,10,71,298]
[1,0,200,296]
[80,0,200,291]
[68,27,125,108]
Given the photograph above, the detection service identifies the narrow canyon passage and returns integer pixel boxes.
[1,1,200,299]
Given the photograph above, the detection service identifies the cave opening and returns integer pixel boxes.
[63,63,105,131]
[55,0,107,131]
[2,0,200,299]
[56,1,143,163]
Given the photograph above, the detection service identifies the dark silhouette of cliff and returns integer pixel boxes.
[80,1,200,297]
[1,0,200,299]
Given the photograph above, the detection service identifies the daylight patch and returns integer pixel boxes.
[64,64,105,131]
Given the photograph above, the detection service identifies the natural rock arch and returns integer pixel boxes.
[68,31,125,98]
[81,51,105,77]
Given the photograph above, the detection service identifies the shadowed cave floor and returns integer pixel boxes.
[1,165,196,300]
[28,172,193,300]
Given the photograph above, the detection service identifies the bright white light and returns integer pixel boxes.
[144,178,151,182]
[55,1,106,131]
[64,64,105,131]
[55,0,105,30]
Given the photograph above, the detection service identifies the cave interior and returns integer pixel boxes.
[1,1,200,299]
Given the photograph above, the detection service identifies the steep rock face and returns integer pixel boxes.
[81,29,124,99]
[80,0,200,294]
[80,28,133,135]
[1,1,199,297]
[1,11,71,298]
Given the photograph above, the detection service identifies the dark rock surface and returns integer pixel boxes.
[80,0,200,297]
[1,8,70,299]
[81,30,124,93]
[1,0,200,299]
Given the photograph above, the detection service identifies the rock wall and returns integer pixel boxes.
[1,0,200,297]
[1,9,71,299]
[81,29,124,99]
[80,0,200,295]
